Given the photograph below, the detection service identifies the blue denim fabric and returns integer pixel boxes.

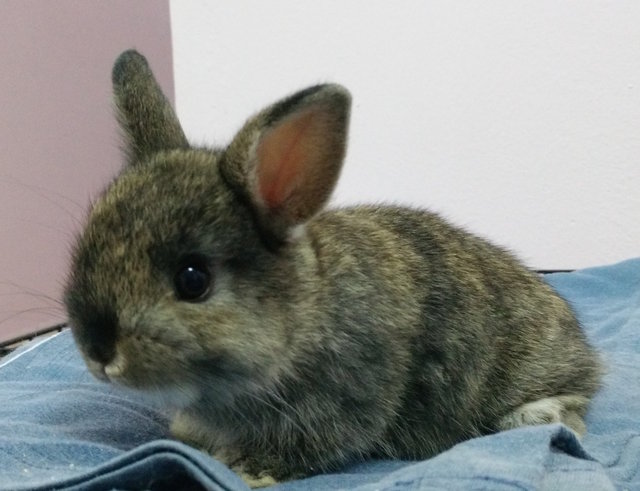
[1,258,638,490]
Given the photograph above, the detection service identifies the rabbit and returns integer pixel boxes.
[64,49,602,487]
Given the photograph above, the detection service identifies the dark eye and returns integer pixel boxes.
[174,256,212,301]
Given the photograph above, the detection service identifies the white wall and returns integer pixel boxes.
[170,1,640,270]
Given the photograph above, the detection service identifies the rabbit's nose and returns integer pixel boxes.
[72,304,119,365]
[88,340,115,366]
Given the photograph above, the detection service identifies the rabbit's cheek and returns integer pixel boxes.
[213,313,292,382]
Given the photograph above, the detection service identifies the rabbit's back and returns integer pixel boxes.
[307,205,601,457]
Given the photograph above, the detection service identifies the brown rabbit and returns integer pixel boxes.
[65,50,601,487]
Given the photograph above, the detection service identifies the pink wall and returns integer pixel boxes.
[0,1,174,342]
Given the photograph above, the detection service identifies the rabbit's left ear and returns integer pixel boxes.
[221,84,351,243]
[112,50,189,165]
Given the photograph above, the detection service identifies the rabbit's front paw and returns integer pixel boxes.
[235,469,278,488]
[230,456,301,488]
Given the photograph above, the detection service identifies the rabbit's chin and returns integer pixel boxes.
[139,383,202,409]
[82,356,201,408]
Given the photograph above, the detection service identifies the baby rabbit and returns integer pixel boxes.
[65,50,601,487]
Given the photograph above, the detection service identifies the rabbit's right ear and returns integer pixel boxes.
[221,84,351,246]
[112,50,189,165]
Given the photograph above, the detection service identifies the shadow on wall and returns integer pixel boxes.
[0,1,174,343]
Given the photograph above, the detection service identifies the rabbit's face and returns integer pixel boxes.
[65,150,295,406]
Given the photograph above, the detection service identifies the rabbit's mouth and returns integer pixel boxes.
[91,353,201,409]
[93,347,257,409]
[82,355,111,383]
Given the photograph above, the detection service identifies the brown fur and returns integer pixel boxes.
[65,50,602,486]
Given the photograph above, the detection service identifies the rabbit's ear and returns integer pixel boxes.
[222,84,351,244]
[112,50,189,165]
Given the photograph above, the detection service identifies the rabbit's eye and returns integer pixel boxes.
[174,257,211,301]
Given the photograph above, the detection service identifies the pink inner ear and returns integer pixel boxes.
[256,109,317,211]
